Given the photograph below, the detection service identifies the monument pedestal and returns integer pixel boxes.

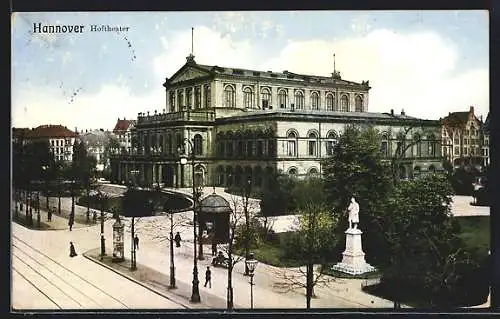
[332,227,376,275]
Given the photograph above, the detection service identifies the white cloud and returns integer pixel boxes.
[12,84,164,130]
[153,26,256,80]
[259,29,488,119]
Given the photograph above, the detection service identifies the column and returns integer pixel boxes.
[117,162,122,184]
[140,163,145,185]
[152,164,157,185]
[174,164,178,188]
[158,165,163,185]
[183,88,187,109]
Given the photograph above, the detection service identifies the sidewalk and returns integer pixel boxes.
[11,201,87,231]
[83,248,243,309]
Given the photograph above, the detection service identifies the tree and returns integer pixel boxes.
[259,173,296,217]
[223,192,260,310]
[273,178,338,308]
[388,125,438,183]
[380,174,471,306]
[102,135,120,178]
[322,124,393,266]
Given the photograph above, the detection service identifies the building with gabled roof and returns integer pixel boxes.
[440,106,489,170]
[109,54,443,188]
[112,118,136,152]
[12,124,78,162]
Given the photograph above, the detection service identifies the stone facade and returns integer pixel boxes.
[441,106,490,170]
[109,55,443,188]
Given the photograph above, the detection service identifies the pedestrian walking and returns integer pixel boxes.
[69,242,77,257]
[212,240,217,256]
[134,234,139,250]
[92,210,97,223]
[204,266,212,288]
[68,217,74,231]
[174,232,182,248]
[47,207,52,222]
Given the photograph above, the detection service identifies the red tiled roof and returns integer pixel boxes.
[113,119,134,133]
[27,125,78,138]
[12,127,31,138]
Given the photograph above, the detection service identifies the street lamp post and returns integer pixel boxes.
[244,178,252,276]
[98,190,107,260]
[169,209,176,289]
[179,138,201,303]
[42,165,49,212]
[245,252,258,309]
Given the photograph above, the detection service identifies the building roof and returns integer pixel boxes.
[24,125,78,139]
[79,130,113,145]
[483,113,490,132]
[441,106,480,128]
[166,55,370,88]
[199,194,232,214]
[113,118,135,133]
[12,127,31,139]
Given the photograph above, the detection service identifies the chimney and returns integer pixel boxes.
[401,109,405,116]
[470,106,474,114]
[390,109,394,116]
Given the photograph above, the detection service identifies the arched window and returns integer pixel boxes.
[381,133,389,157]
[256,140,263,157]
[311,92,319,110]
[243,87,254,109]
[399,165,406,180]
[177,90,184,109]
[414,133,421,157]
[340,95,349,112]
[169,92,176,112]
[226,140,233,157]
[326,131,338,155]
[427,134,436,156]
[216,166,224,186]
[278,89,287,109]
[308,167,319,177]
[326,93,336,111]
[226,166,233,187]
[158,135,164,153]
[355,95,363,112]
[287,130,297,157]
[193,134,203,156]
[295,91,304,109]
[204,84,211,108]
[428,165,435,173]
[261,87,271,109]
[288,167,298,176]
[308,132,318,156]
[186,88,193,109]
[254,166,263,187]
[166,134,172,154]
[224,85,235,108]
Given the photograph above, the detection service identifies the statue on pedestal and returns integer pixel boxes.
[347,197,359,230]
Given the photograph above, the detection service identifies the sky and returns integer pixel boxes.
[11,11,489,130]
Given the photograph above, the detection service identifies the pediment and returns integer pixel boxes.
[170,67,211,84]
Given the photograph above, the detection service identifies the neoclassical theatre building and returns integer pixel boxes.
[109,54,443,189]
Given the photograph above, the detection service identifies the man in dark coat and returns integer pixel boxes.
[69,242,77,257]
[134,234,139,250]
[204,266,211,288]
[174,232,182,248]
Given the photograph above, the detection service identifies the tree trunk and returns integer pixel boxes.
[227,244,233,310]
[306,262,313,309]
[86,186,90,222]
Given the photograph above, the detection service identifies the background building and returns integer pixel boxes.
[78,129,114,172]
[13,125,78,162]
[441,106,489,171]
[113,118,136,152]
[110,55,443,188]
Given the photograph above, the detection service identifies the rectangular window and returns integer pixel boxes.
[454,146,460,155]
[380,141,388,157]
[454,137,459,144]
[204,85,211,108]
[195,87,201,109]
[464,147,468,156]
[287,140,296,156]
[186,88,193,109]
[308,140,316,156]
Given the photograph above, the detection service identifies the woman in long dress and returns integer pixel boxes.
[69,242,77,257]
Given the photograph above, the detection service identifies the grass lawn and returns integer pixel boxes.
[455,215,490,253]
[251,232,305,268]
[361,215,491,308]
